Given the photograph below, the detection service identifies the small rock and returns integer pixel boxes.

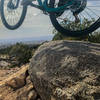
[5,76,25,90]
[28,90,37,100]
[0,61,10,68]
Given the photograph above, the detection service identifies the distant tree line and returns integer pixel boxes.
[0,43,40,66]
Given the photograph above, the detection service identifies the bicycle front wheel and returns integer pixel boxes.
[49,0,100,37]
[1,0,27,30]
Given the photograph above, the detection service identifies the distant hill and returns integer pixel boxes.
[0,35,53,48]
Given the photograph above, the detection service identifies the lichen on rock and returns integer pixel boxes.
[29,40,100,100]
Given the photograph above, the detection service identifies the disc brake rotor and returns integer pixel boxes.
[71,0,87,15]
[57,0,87,23]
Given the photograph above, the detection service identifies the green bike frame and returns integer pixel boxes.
[29,0,75,12]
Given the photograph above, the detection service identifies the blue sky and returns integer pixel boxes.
[0,0,100,40]
[0,7,53,40]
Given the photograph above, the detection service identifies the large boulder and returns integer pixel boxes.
[29,40,100,100]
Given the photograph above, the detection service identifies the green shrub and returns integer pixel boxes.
[0,42,40,67]
[53,31,100,43]
[53,33,65,40]
[52,18,100,43]
[88,32,100,43]
[0,47,11,55]
[9,43,33,66]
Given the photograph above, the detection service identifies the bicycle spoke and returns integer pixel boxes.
[86,7,100,18]
[55,0,100,31]
[3,0,23,26]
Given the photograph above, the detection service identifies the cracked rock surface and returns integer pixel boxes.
[29,40,100,100]
[0,64,41,100]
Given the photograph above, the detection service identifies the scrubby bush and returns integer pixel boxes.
[52,18,100,43]
[0,46,11,55]
[88,32,100,43]
[9,43,32,66]
[53,30,100,43]
[0,42,40,67]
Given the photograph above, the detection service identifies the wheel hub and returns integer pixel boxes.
[71,0,87,15]
[57,0,87,17]
[7,0,19,10]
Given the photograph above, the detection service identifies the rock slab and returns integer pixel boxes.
[29,40,100,100]
[0,65,40,100]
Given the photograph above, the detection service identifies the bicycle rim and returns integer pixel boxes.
[1,0,27,30]
[50,0,100,37]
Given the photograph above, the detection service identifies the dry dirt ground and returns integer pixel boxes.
[0,67,20,82]
[0,65,41,100]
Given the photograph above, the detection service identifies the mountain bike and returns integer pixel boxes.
[0,0,100,37]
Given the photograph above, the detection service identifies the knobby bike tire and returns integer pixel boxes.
[49,0,100,37]
[0,0,27,30]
